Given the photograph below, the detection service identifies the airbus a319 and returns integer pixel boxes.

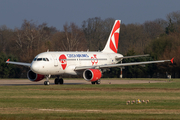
[6,20,173,85]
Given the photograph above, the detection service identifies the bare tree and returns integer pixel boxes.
[14,28,24,52]
[119,23,147,54]
[166,11,180,33]
[0,25,13,53]
[82,17,103,51]
[167,11,180,26]
[51,22,86,51]
[13,20,52,62]
[36,23,54,52]
[82,17,115,51]
[62,22,86,51]
[143,20,164,39]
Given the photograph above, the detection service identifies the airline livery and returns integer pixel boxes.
[6,20,173,85]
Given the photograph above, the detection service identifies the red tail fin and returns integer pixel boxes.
[102,20,121,53]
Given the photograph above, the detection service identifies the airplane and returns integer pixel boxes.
[6,20,174,85]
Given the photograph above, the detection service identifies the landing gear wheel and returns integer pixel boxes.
[59,78,64,84]
[91,82,95,84]
[44,81,49,85]
[44,75,51,85]
[96,79,101,84]
[54,78,59,84]
[47,81,49,85]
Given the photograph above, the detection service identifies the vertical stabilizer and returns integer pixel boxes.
[102,20,121,53]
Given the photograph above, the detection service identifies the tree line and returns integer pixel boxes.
[0,11,180,78]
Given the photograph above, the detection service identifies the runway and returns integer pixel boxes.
[0,79,166,86]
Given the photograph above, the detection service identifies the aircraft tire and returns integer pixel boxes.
[91,82,95,84]
[47,81,50,85]
[44,81,47,85]
[96,79,101,84]
[44,81,49,85]
[59,78,64,84]
[54,78,59,84]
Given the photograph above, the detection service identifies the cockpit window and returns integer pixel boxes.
[35,58,49,62]
[46,58,49,61]
[37,58,42,61]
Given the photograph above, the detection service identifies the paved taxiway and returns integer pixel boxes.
[0,79,166,86]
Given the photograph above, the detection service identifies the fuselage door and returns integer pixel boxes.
[51,54,58,67]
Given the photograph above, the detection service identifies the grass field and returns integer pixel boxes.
[0,79,180,120]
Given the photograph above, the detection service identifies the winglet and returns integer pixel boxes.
[6,59,10,64]
[171,58,174,64]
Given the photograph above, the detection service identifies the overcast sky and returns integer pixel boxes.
[0,0,180,30]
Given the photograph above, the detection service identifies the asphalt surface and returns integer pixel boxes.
[0,79,166,86]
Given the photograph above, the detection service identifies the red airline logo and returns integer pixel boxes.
[109,20,120,53]
[59,54,67,70]
[91,54,98,65]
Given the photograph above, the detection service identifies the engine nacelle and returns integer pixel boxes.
[27,70,44,82]
[83,69,102,82]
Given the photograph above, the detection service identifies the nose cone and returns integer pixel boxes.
[31,63,39,73]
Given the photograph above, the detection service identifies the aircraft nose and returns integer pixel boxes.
[31,63,39,72]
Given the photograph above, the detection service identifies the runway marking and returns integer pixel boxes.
[0,108,180,114]
[0,79,167,86]
[38,109,100,112]
[38,108,180,114]
[39,109,69,112]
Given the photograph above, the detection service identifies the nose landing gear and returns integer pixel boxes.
[44,81,49,85]
[44,75,51,85]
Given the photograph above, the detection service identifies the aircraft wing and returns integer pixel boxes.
[6,59,31,67]
[74,58,173,71]
[116,54,149,61]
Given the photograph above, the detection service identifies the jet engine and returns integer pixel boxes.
[27,70,44,82]
[83,69,102,82]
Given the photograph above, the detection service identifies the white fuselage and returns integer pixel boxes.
[30,51,123,75]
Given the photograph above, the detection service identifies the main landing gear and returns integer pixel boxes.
[54,76,64,85]
[91,79,101,85]
[44,75,51,85]
[44,75,64,85]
